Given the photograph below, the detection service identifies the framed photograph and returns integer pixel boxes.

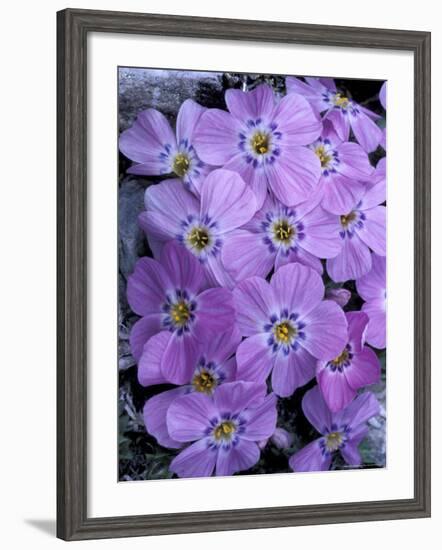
[57,8,431,541]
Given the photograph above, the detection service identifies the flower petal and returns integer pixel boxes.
[317,363,356,413]
[356,254,386,302]
[335,391,380,431]
[143,387,188,449]
[200,169,257,233]
[176,99,206,143]
[169,438,217,478]
[301,300,348,361]
[160,332,199,385]
[346,311,369,353]
[236,333,275,383]
[143,178,199,240]
[357,206,386,256]
[271,347,316,397]
[129,314,163,361]
[193,109,240,165]
[336,141,374,180]
[302,385,332,434]
[344,346,381,390]
[272,93,323,146]
[213,380,267,416]
[222,229,275,282]
[160,241,204,295]
[233,277,277,336]
[167,392,216,442]
[300,204,343,257]
[225,84,275,121]
[127,257,170,316]
[321,173,366,216]
[266,147,321,207]
[325,109,350,142]
[270,262,324,317]
[242,393,278,441]
[137,331,170,386]
[326,235,372,282]
[215,439,260,476]
[350,109,383,153]
[119,109,176,167]
[289,439,331,472]
[194,287,235,338]
[362,300,386,349]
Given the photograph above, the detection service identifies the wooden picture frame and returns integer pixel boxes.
[57,8,431,541]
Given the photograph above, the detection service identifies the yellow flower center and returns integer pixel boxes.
[334,93,350,108]
[274,321,296,344]
[340,212,357,228]
[213,420,236,441]
[170,301,190,326]
[251,132,269,155]
[273,220,295,244]
[187,227,210,251]
[173,153,190,177]
[331,348,350,367]
[315,145,332,168]
[192,370,217,394]
[325,431,344,452]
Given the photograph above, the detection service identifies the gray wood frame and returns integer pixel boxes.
[57,8,431,541]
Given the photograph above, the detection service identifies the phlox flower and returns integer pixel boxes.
[317,311,381,412]
[167,381,277,477]
[193,83,323,208]
[233,262,348,397]
[325,287,351,307]
[356,254,386,349]
[286,76,383,153]
[140,169,257,287]
[310,121,374,214]
[127,241,235,382]
[326,159,386,282]
[119,99,211,194]
[289,386,380,472]
[139,327,241,449]
[222,193,342,282]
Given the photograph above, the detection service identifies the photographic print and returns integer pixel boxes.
[118,67,387,482]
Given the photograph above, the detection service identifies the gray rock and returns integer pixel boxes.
[118,68,224,132]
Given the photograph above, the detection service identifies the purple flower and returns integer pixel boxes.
[379,82,387,110]
[127,241,235,382]
[167,381,277,477]
[222,192,342,282]
[326,160,386,282]
[140,169,257,287]
[289,386,380,472]
[233,263,348,397]
[325,287,351,307]
[286,77,383,153]
[119,99,211,194]
[317,312,381,412]
[356,254,386,349]
[271,427,294,449]
[193,83,323,208]
[310,121,374,214]
[140,327,241,448]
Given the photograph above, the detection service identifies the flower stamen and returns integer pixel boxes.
[187,227,210,251]
[334,93,350,109]
[273,220,295,244]
[173,153,190,177]
[251,132,269,155]
[274,321,296,344]
[170,301,190,326]
[213,420,236,441]
[331,349,350,367]
[315,145,332,168]
[192,370,217,394]
[340,212,357,228]
[325,431,344,452]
